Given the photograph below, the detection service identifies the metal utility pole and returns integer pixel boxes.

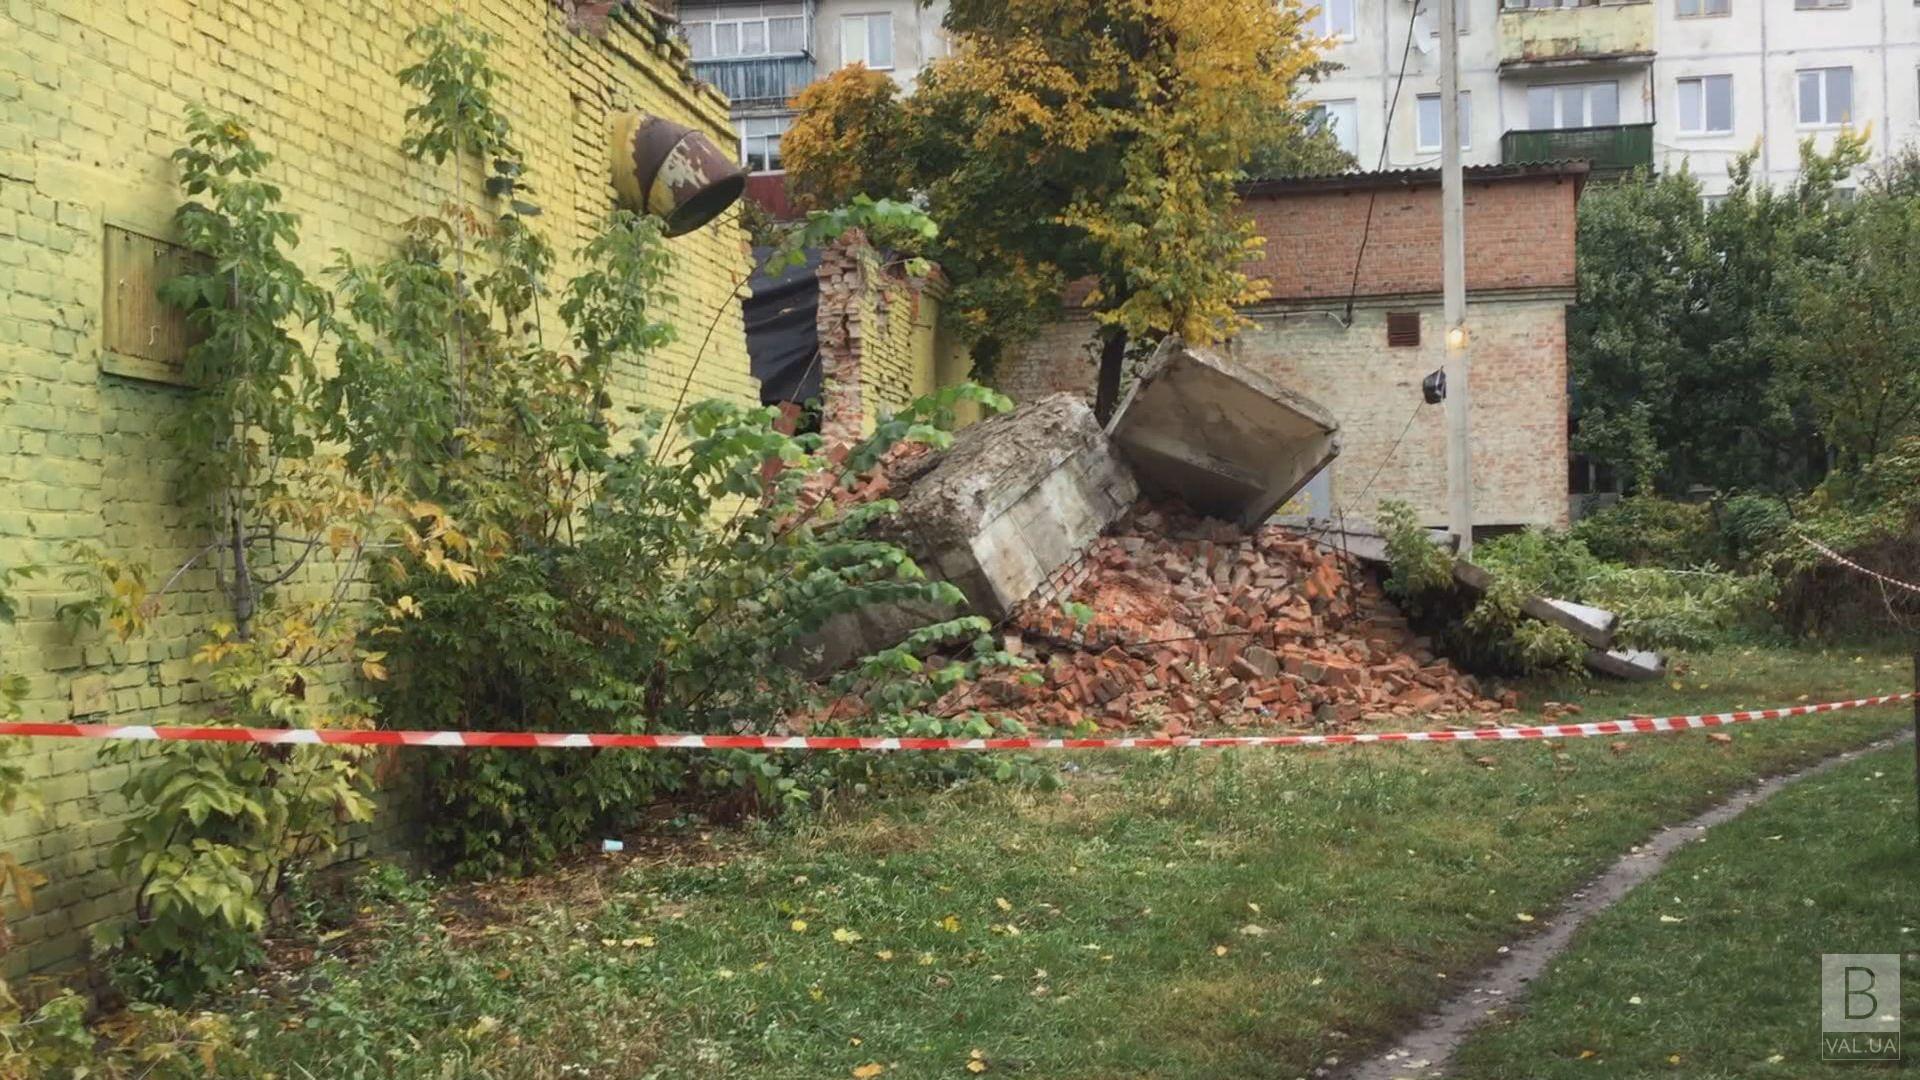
[1437,0,1474,555]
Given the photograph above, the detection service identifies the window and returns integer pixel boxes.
[1677,75,1734,133]
[1312,0,1357,40]
[1797,66,1853,126]
[1677,0,1730,16]
[1793,0,1848,9]
[1525,81,1619,129]
[737,115,792,173]
[1416,92,1471,151]
[1310,99,1360,157]
[1386,312,1421,348]
[841,13,895,69]
[684,11,810,60]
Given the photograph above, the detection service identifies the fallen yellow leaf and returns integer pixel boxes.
[852,1064,885,1079]
[939,915,962,933]
[1516,913,1536,923]
[874,949,895,962]
[1578,1050,1596,1060]
[833,927,863,944]
[1213,944,1229,957]
[790,919,809,933]
[995,897,1013,912]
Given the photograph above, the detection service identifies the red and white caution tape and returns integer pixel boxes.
[0,693,1909,751]
[1797,532,1920,597]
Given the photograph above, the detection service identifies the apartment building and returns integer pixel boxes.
[1306,0,1920,195]
[674,0,950,190]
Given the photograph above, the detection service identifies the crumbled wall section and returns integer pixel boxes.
[0,0,756,980]
[815,233,942,447]
[995,171,1579,530]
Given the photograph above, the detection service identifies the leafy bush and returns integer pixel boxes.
[1375,502,1584,676]
[1571,496,1721,568]
[1480,528,1775,652]
[333,17,1041,877]
[1770,435,1920,635]
[1380,503,1773,670]
[63,108,469,1005]
[1717,493,1793,565]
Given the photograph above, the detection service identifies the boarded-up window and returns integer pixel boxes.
[1386,312,1421,348]
[101,225,206,385]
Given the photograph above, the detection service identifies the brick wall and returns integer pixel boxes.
[0,0,758,980]
[996,168,1580,531]
[815,234,947,447]
[1231,300,1571,529]
[1238,171,1581,302]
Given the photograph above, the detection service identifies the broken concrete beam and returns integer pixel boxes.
[882,392,1140,619]
[1106,338,1340,528]
[1585,647,1666,681]
[1291,519,1456,567]
[1450,561,1617,650]
[1543,599,1618,647]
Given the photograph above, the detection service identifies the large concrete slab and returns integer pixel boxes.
[805,395,1139,672]
[1106,339,1341,528]
[884,392,1140,619]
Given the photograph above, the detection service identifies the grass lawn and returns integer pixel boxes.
[1450,740,1918,1080]
[188,647,1915,1079]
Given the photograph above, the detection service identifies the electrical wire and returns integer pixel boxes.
[1341,0,1425,325]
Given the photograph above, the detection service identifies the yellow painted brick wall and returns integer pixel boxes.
[854,254,941,427]
[0,0,758,980]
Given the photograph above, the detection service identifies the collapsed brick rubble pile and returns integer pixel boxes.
[944,502,1507,735]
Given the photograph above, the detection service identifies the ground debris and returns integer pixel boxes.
[932,501,1501,734]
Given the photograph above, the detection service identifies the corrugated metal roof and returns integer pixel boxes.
[1240,160,1591,196]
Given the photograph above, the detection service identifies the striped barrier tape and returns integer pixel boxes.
[0,693,1910,751]
[1796,532,1920,597]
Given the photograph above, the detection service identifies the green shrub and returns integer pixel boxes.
[1716,492,1792,565]
[1571,496,1721,567]
[1382,505,1773,667]
[1376,502,1584,676]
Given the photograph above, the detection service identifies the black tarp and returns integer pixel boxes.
[745,245,821,405]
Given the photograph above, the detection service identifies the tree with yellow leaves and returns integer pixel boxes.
[785,0,1337,418]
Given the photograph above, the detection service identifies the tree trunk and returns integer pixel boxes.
[1093,327,1128,425]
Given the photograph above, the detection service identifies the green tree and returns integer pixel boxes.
[1569,134,1869,494]
[1779,192,1920,471]
[784,0,1332,418]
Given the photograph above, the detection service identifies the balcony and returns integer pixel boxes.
[692,56,817,107]
[1498,0,1654,68]
[1500,123,1653,174]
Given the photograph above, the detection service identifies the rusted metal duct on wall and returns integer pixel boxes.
[610,113,748,237]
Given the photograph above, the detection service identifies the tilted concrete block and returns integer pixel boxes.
[1106,338,1341,528]
[884,393,1140,618]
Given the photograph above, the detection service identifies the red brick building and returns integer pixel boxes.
[995,162,1588,530]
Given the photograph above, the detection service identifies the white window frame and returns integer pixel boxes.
[1797,66,1853,127]
[1525,81,1620,130]
[1676,0,1730,16]
[840,13,896,70]
[684,12,811,61]
[1415,91,1472,152]
[1312,0,1357,41]
[1676,74,1734,135]
[736,115,792,174]
[1310,99,1360,157]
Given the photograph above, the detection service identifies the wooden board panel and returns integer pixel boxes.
[101,224,205,385]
